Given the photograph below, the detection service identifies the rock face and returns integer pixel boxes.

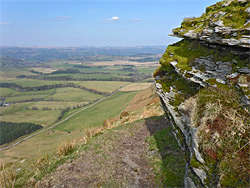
[154,0,250,187]
[171,0,250,48]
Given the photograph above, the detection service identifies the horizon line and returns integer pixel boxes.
[0,45,167,48]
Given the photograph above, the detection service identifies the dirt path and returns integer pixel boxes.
[37,117,169,187]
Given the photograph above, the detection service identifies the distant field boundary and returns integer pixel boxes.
[0,85,127,152]
[0,82,110,96]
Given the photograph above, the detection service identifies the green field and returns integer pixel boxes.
[0,80,131,93]
[0,50,158,164]
[0,87,104,126]
[0,67,35,81]
[0,103,61,126]
[0,79,66,87]
[75,81,130,92]
[55,91,138,132]
[0,90,138,164]
[3,87,103,102]
[0,88,18,96]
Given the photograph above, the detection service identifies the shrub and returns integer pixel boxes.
[57,140,76,156]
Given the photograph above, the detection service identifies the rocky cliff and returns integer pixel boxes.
[154,0,250,187]
[172,0,250,48]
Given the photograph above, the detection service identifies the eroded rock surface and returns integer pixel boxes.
[154,0,250,187]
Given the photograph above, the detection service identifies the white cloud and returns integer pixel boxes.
[130,18,142,22]
[102,16,120,22]
[0,22,11,25]
[45,16,72,21]
[56,16,72,21]
[110,16,120,21]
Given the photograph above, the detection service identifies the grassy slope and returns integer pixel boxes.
[0,115,186,188]
[0,91,138,164]
[0,88,104,126]
[75,81,130,92]
[0,67,35,81]
[0,88,18,97]
[55,91,138,132]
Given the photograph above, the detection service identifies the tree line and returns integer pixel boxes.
[29,68,111,75]
[0,121,42,145]
[0,82,109,96]
[18,75,150,82]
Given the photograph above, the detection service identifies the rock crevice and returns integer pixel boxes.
[154,0,250,187]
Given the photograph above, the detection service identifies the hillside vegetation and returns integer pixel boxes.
[154,0,250,187]
[0,46,160,156]
[0,122,42,145]
[0,86,188,188]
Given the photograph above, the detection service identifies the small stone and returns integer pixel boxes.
[238,67,250,74]
[232,59,238,64]
[170,61,178,66]
[218,11,226,17]
[155,83,162,89]
[244,19,250,26]
[232,32,237,37]
[155,76,161,80]
[193,168,207,185]
[16,168,22,172]
[240,38,250,44]
[246,7,250,14]
[210,20,224,27]
[183,30,198,39]
[203,29,214,35]
[227,72,238,79]
[222,0,233,7]
[238,83,249,88]
[238,0,247,3]
[228,39,240,46]
[216,78,226,84]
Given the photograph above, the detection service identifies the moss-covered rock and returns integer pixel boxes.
[172,0,250,48]
[154,0,250,187]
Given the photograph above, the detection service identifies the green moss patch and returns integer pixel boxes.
[157,39,249,77]
[173,0,250,37]
[146,125,186,187]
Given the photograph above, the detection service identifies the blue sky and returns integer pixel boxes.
[1,0,218,47]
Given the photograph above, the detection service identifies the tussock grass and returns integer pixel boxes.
[0,120,134,187]
[0,90,161,187]
[57,140,76,156]
[190,87,250,186]
[84,127,104,140]
[0,164,16,188]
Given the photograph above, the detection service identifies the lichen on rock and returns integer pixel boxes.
[154,0,250,187]
[171,0,250,48]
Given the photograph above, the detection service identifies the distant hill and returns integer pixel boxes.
[0,55,25,67]
[0,46,166,62]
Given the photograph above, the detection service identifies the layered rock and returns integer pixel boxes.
[171,0,250,48]
[154,0,250,187]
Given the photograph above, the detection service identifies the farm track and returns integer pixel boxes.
[0,85,128,152]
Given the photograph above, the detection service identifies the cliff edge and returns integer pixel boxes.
[154,0,250,187]
[172,0,250,48]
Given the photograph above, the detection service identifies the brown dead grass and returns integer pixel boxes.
[84,127,104,140]
[57,140,76,156]
[0,164,16,188]
[119,83,152,92]
[125,85,156,112]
